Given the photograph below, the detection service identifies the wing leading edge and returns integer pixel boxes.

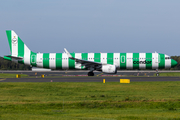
[64,48,102,68]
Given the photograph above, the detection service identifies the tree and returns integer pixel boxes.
[0,57,31,70]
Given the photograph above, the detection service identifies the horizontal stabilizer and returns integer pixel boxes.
[5,55,23,60]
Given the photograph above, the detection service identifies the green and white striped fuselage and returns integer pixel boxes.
[19,52,172,70]
[4,30,177,73]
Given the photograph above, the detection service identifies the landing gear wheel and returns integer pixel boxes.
[156,73,159,76]
[88,72,94,76]
[156,69,159,77]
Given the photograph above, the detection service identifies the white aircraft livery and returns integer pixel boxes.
[4,30,177,76]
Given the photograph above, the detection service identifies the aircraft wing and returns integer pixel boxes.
[64,48,102,68]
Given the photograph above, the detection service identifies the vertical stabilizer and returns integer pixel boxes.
[6,30,31,57]
[6,30,34,65]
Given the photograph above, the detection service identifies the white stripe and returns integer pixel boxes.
[126,53,133,69]
[139,53,146,69]
[24,45,31,65]
[11,31,18,57]
[165,59,171,69]
[165,54,171,68]
[36,53,43,68]
[62,53,68,69]
[114,53,120,69]
[75,53,82,69]
[49,53,56,69]
[101,53,107,64]
[152,53,158,69]
[88,53,94,62]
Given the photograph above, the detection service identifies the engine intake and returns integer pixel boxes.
[102,65,117,74]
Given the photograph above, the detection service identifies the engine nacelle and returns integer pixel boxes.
[102,65,117,74]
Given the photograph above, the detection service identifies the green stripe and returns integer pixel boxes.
[133,53,139,69]
[6,31,12,53]
[94,53,101,63]
[82,53,88,60]
[107,53,113,65]
[43,53,49,68]
[18,37,24,64]
[56,53,62,69]
[69,53,75,69]
[30,52,37,67]
[18,37,24,57]
[18,61,24,64]
[81,53,88,69]
[158,54,165,69]
[146,53,152,69]
[3,56,12,61]
[120,53,126,69]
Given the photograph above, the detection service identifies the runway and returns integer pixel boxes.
[0,77,180,82]
[0,70,161,77]
[1,70,179,77]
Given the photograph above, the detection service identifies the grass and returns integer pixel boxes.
[0,81,180,119]
[0,73,29,78]
[155,72,180,77]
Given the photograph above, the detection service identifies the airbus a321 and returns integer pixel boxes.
[4,30,177,76]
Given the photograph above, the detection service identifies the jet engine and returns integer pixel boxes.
[102,65,117,74]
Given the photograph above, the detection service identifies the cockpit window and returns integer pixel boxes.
[165,57,170,59]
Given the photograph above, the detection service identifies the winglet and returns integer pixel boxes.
[64,48,73,58]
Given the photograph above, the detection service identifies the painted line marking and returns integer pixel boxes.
[97,73,104,76]
[0,78,6,82]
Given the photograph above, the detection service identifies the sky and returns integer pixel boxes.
[0,0,180,56]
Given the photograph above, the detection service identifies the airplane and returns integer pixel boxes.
[4,30,177,76]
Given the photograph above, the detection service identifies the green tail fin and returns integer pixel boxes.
[6,30,31,57]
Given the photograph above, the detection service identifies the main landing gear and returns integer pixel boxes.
[88,72,94,76]
[156,69,159,76]
[88,67,95,76]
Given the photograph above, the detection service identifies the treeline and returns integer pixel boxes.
[170,56,180,70]
[0,57,31,70]
[0,56,180,70]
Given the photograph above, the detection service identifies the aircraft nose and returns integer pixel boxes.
[171,59,178,67]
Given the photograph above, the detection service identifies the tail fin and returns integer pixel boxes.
[6,30,31,57]
[5,30,36,66]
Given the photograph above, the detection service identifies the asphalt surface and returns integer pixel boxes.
[0,77,180,82]
[0,70,156,76]
[1,70,180,77]
[0,70,180,82]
